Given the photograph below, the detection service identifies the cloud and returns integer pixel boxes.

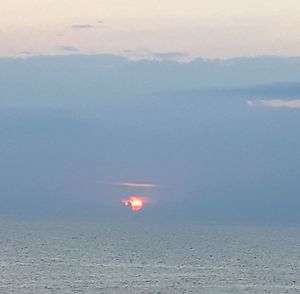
[124,49,188,60]
[118,182,159,188]
[20,51,33,55]
[57,46,79,52]
[247,99,300,109]
[71,24,94,29]
[152,51,188,60]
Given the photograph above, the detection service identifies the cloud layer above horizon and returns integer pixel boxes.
[0,55,300,223]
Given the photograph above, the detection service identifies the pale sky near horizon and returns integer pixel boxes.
[1,0,300,58]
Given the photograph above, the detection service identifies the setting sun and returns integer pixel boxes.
[122,196,146,211]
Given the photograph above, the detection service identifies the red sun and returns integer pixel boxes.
[122,196,146,211]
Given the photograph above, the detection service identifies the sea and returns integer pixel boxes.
[0,218,299,293]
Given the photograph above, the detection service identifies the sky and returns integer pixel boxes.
[0,1,300,224]
[1,0,300,58]
[0,55,300,224]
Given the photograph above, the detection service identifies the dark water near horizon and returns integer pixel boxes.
[0,218,299,293]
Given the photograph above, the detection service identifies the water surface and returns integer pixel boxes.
[0,219,299,293]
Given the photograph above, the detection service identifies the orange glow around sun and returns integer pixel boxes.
[122,196,146,211]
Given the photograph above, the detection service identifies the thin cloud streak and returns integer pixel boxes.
[247,99,300,109]
[118,182,159,188]
[71,24,94,29]
[57,46,79,52]
[124,49,188,61]
[152,51,188,60]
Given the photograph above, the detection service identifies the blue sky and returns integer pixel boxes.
[0,55,300,223]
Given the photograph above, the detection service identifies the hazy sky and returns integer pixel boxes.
[1,55,300,223]
[1,0,300,58]
[1,1,300,224]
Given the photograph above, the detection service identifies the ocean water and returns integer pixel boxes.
[0,219,299,293]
